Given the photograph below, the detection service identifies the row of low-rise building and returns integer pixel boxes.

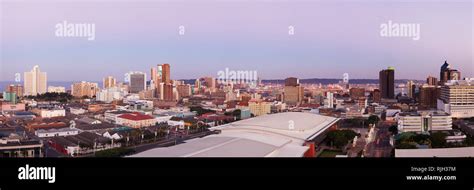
[0,127,43,158]
[47,132,119,156]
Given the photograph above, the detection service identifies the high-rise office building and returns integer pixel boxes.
[129,72,146,93]
[349,87,365,100]
[419,85,438,109]
[379,67,395,99]
[406,80,415,98]
[24,65,47,96]
[283,77,304,105]
[159,83,174,101]
[427,76,438,86]
[5,84,23,97]
[325,92,334,108]
[153,66,162,90]
[437,79,474,118]
[150,67,158,84]
[159,63,170,84]
[3,92,17,104]
[195,79,201,89]
[71,81,99,98]
[202,77,216,91]
[103,76,117,89]
[372,89,381,103]
[440,61,461,85]
[177,84,192,98]
[155,64,171,98]
[284,77,299,87]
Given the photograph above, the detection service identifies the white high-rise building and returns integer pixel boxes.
[24,65,47,96]
[437,78,474,118]
[325,92,334,108]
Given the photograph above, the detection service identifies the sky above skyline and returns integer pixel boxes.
[1,0,473,82]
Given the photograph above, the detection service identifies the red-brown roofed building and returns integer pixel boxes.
[116,112,157,128]
[26,121,67,132]
[238,101,249,107]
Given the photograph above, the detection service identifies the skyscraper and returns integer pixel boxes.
[379,67,395,99]
[153,65,163,90]
[283,77,304,105]
[5,84,23,97]
[71,81,99,98]
[103,76,116,89]
[159,63,171,84]
[325,92,334,108]
[426,76,438,86]
[155,64,171,98]
[349,87,365,100]
[177,84,192,98]
[160,83,174,101]
[372,89,381,103]
[150,67,157,84]
[440,61,461,85]
[129,72,147,93]
[419,85,438,109]
[406,80,415,98]
[438,79,474,118]
[284,77,299,87]
[24,65,47,96]
[202,77,216,90]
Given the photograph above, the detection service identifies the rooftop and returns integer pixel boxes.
[118,113,154,121]
[445,78,474,86]
[130,112,339,157]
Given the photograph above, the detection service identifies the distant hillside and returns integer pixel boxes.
[179,78,422,85]
[262,78,422,85]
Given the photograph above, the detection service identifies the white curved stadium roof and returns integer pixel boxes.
[130,112,339,157]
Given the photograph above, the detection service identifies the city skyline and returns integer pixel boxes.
[2,1,474,186]
[1,0,473,81]
[0,60,469,84]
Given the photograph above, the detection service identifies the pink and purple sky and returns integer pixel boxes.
[1,0,473,81]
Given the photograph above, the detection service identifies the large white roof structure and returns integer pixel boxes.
[130,112,339,157]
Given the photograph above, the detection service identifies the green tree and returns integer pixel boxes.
[430,132,447,148]
[388,125,398,135]
[413,134,431,145]
[190,106,215,116]
[95,147,135,157]
[27,92,73,102]
[396,142,417,149]
[326,130,358,148]
[368,115,380,125]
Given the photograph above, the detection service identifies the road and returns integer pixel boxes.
[364,123,393,157]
